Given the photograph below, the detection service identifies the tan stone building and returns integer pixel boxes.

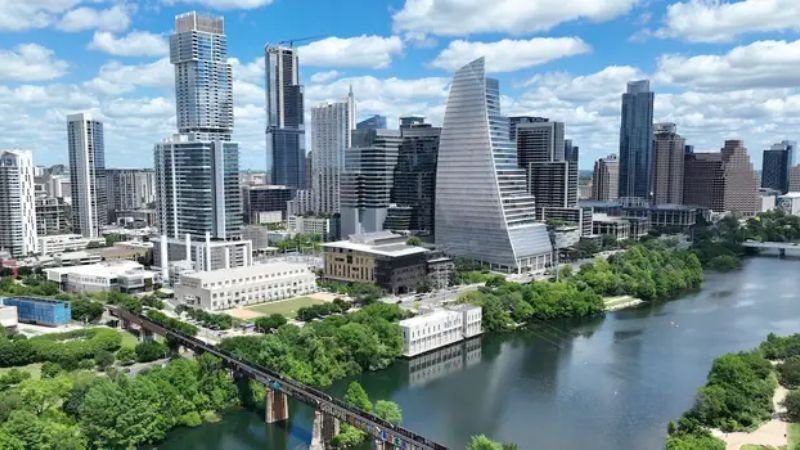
[683,140,759,215]
[652,123,685,205]
[592,154,619,201]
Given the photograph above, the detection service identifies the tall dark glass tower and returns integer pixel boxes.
[618,80,654,200]
[391,117,441,234]
[266,46,305,189]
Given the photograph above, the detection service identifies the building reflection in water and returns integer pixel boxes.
[407,337,482,386]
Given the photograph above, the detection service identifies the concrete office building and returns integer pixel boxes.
[618,80,654,200]
[652,123,685,205]
[516,120,565,166]
[286,189,315,217]
[38,234,101,256]
[390,117,440,234]
[288,215,331,238]
[340,129,403,237]
[527,161,577,210]
[311,89,355,214]
[175,262,316,311]
[266,46,305,188]
[508,116,548,143]
[152,234,253,274]
[105,169,155,222]
[242,185,294,224]
[67,113,106,238]
[357,114,387,130]
[46,261,154,294]
[322,231,430,294]
[683,140,759,215]
[592,154,619,201]
[761,141,796,194]
[0,149,38,257]
[790,165,800,192]
[435,58,552,273]
[154,134,242,239]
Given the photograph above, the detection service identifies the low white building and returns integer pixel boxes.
[45,260,154,293]
[778,192,800,215]
[38,234,104,256]
[175,261,317,311]
[0,304,17,329]
[288,215,331,238]
[152,234,253,274]
[398,305,482,357]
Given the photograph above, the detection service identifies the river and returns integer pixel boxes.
[155,257,800,450]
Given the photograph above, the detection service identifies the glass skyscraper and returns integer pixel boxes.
[266,46,305,189]
[618,80,654,200]
[435,58,552,273]
[155,12,241,240]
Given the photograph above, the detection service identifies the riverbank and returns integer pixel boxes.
[711,386,789,450]
[603,295,643,311]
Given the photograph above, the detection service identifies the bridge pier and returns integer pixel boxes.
[373,439,396,450]
[121,319,131,330]
[265,387,288,423]
[309,409,339,449]
[780,248,786,258]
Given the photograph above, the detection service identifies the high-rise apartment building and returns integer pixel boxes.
[564,139,579,163]
[265,45,305,189]
[106,169,155,222]
[435,58,552,273]
[761,141,796,194]
[683,140,759,215]
[171,12,233,141]
[154,134,241,239]
[36,197,71,236]
[652,123,685,205]
[311,89,355,214]
[619,80,654,200]
[391,117,441,234]
[0,150,38,257]
[508,116,548,143]
[516,120,565,166]
[527,161,577,211]
[340,129,403,237]
[356,114,387,130]
[67,112,106,238]
[592,154,619,201]
[156,12,242,241]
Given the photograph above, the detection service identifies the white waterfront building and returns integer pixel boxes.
[399,305,482,357]
[175,261,317,311]
[0,149,38,257]
[434,58,553,273]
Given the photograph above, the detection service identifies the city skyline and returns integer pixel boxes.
[2,0,800,171]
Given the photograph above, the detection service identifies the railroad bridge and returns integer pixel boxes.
[110,307,448,450]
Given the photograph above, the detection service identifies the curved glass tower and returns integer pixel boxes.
[435,58,552,273]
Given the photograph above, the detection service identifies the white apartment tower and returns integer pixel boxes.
[311,87,355,214]
[67,112,106,238]
[0,150,38,257]
[435,58,553,273]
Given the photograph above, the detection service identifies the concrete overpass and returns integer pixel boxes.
[742,240,800,257]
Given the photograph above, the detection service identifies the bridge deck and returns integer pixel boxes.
[110,307,449,450]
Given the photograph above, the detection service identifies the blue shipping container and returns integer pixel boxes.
[0,297,71,327]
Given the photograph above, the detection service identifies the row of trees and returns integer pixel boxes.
[296,298,351,322]
[316,279,386,304]
[0,354,239,449]
[177,305,234,330]
[0,328,122,369]
[145,310,198,336]
[220,303,406,386]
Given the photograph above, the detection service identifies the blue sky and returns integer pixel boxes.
[2,0,800,170]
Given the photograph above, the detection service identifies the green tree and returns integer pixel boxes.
[665,433,725,450]
[406,236,422,246]
[466,435,503,450]
[343,381,372,412]
[254,314,288,333]
[70,299,104,323]
[94,350,115,370]
[330,424,367,449]
[373,400,402,425]
[135,341,168,363]
[41,361,62,378]
[116,347,135,366]
[784,389,800,421]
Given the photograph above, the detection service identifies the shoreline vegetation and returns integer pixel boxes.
[666,333,800,450]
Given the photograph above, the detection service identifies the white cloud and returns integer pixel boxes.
[56,5,131,32]
[430,37,590,72]
[656,0,800,43]
[88,31,168,57]
[0,0,79,31]
[298,36,404,69]
[393,0,637,36]
[166,0,273,10]
[0,44,68,81]
[85,58,173,95]
[228,57,264,84]
[656,40,800,91]
[309,70,340,84]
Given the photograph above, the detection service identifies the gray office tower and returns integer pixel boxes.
[340,129,403,237]
[564,139,579,163]
[618,80,654,200]
[435,58,552,273]
[155,12,241,240]
[67,112,107,237]
[390,117,441,235]
[266,45,305,189]
[761,141,796,194]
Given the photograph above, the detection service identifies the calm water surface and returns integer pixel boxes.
[156,258,800,450]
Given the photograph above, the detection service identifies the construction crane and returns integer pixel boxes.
[276,35,324,48]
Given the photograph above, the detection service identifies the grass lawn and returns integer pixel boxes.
[740,446,781,450]
[119,329,140,349]
[0,363,43,379]
[245,296,325,318]
[789,422,800,448]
